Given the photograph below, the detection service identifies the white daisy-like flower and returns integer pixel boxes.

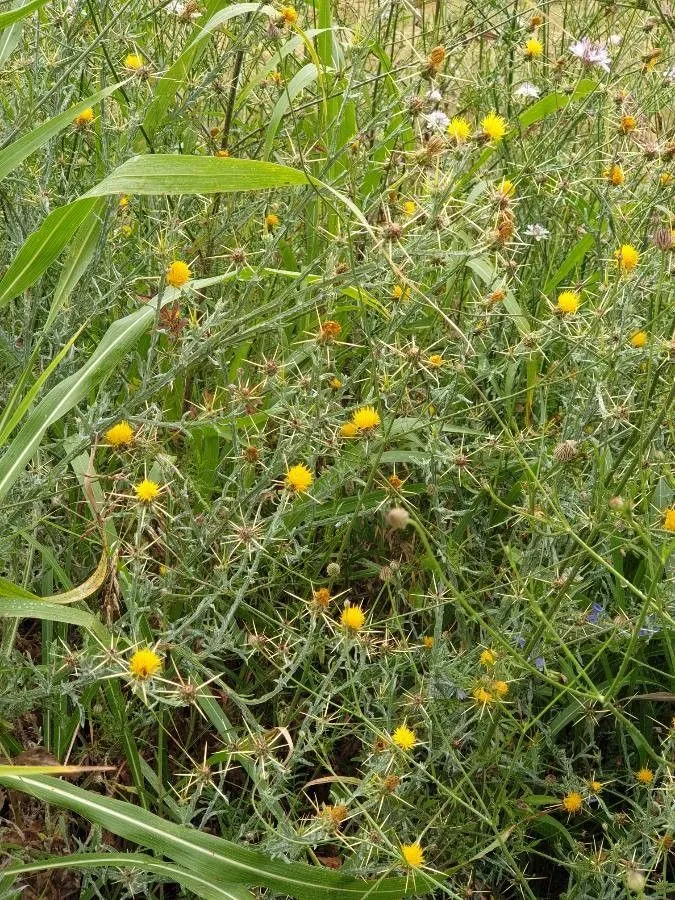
[569,37,611,73]
[425,110,450,131]
[514,82,541,100]
[524,223,551,241]
[427,88,443,103]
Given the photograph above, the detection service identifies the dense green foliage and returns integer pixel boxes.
[0,1,673,897]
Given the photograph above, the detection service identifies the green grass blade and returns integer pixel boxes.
[263,64,319,160]
[0,775,436,898]
[0,0,49,28]
[0,853,254,900]
[0,598,108,640]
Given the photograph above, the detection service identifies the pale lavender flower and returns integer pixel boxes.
[569,37,611,73]
[514,82,541,100]
[524,223,550,241]
[427,88,443,103]
[425,110,450,131]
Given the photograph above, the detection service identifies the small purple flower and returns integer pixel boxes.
[587,602,604,625]
[569,37,611,73]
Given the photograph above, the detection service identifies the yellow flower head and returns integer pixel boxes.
[166,260,191,288]
[285,464,313,493]
[423,635,434,649]
[447,116,472,144]
[660,172,673,186]
[481,113,507,142]
[557,290,580,314]
[129,647,161,679]
[479,648,497,667]
[351,406,381,431]
[340,604,365,631]
[329,377,342,390]
[664,508,675,532]
[105,421,134,447]
[498,179,516,198]
[135,479,160,503]
[402,200,416,216]
[391,284,410,301]
[604,164,625,186]
[401,843,425,868]
[615,244,639,273]
[588,780,603,794]
[391,724,417,751]
[265,212,280,230]
[472,686,493,704]
[118,194,129,209]
[340,422,359,438]
[562,791,583,814]
[524,37,543,58]
[124,53,143,70]
[629,330,648,348]
[492,680,509,697]
[635,767,654,784]
[427,354,444,368]
[74,108,94,127]
[279,5,298,25]
[620,114,637,133]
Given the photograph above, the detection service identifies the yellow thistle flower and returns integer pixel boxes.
[588,780,603,794]
[135,479,160,503]
[166,260,191,288]
[391,284,410,301]
[604,164,625,186]
[562,791,583,814]
[557,291,580,314]
[105,421,134,447]
[427,354,444,368]
[351,406,381,431]
[423,635,434,649]
[329,377,342,390]
[629,330,648,348]
[473,686,493,704]
[480,648,497,667]
[279,5,298,25]
[635,767,654,784]
[492,680,509,697]
[663,508,675,532]
[265,212,280,230]
[340,604,365,631]
[499,179,516,197]
[619,114,637,133]
[447,116,471,144]
[124,53,144,70]
[128,647,161,679]
[481,113,507,142]
[524,37,543,58]
[391,724,417,751]
[340,422,359,438]
[615,244,639,273]
[73,108,94,127]
[660,172,673,186]
[285,464,313,493]
[400,843,425,868]
[402,200,416,216]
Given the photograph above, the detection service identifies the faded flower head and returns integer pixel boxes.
[569,37,611,73]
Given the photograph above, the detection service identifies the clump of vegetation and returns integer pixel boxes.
[0,1,673,898]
